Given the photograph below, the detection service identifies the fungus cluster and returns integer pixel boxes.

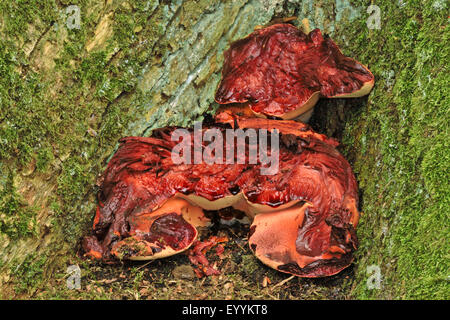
[215,24,374,121]
[83,23,374,278]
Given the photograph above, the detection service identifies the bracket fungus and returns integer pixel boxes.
[215,23,374,122]
[83,114,360,277]
[83,22,372,278]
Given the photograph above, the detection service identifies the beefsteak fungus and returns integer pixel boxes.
[83,114,360,278]
[215,23,374,121]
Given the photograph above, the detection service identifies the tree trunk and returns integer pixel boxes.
[0,0,447,299]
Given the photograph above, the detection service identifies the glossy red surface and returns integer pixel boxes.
[83,115,359,277]
[215,24,374,117]
[144,213,197,251]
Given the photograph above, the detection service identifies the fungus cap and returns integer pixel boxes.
[83,116,360,278]
[215,24,374,121]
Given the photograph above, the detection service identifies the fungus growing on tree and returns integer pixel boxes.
[215,23,374,122]
[83,21,372,278]
[83,114,360,277]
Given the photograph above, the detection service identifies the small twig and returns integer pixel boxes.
[199,277,207,286]
[267,293,279,300]
[272,275,295,288]
[135,260,155,271]
[224,226,247,251]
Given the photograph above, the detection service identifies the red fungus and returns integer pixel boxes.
[187,236,228,278]
[83,23,369,278]
[83,114,360,278]
[215,24,374,121]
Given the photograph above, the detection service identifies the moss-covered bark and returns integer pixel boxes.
[0,0,448,299]
[332,0,449,299]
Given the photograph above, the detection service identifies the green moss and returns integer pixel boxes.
[329,0,449,299]
[240,254,261,276]
[10,253,47,294]
[0,173,37,239]
[36,147,54,172]
[0,43,48,165]
[57,158,91,205]
[0,0,58,36]
[0,0,171,249]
